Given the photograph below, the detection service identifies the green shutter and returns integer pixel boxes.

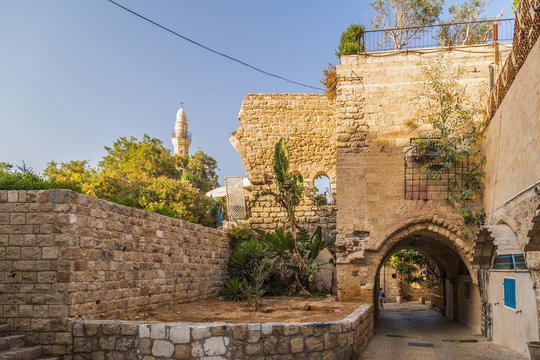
[503,278,516,309]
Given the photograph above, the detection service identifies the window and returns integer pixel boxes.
[404,138,469,200]
[314,174,331,205]
[464,280,471,300]
[503,277,516,309]
[493,254,529,272]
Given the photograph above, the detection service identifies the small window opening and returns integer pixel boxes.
[314,174,331,205]
[493,254,529,272]
[464,280,471,300]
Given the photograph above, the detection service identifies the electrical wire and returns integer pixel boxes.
[105,0,324,91]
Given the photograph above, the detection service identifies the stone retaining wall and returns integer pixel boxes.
[72,304,373,360]
[0,189,230,358]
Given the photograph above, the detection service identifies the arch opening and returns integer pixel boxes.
[314,174,332,205]
[373,231,479,331]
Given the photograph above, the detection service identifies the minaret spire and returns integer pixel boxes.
[171,103,191,157]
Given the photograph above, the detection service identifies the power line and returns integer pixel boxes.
[105,0,324,91]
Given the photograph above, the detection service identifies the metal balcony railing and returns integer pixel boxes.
[360,18,515,53]
[171,130,191,140]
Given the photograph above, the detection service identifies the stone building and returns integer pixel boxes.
[232,1,540,355]
[171,104,191,157]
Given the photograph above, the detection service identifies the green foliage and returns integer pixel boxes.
[438,0,499,47]
[227,238,268,282]
[387,249,436,284]
[369,0,444,50]
[43,135,219,227]
[511,0,520,12]
[335,24,366,57]
[253,138,303,229]
[220,276,248,301]
[226,223,254,247]
[414,55,486,225]
[254,226,336,293]
[0,163,80,192]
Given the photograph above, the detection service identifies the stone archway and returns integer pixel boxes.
[337,219,480,329]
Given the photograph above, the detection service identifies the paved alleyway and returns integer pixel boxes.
[360,303,528,360]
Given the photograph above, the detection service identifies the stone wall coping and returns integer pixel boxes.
[73,304,371,328]
[0,189,226,235]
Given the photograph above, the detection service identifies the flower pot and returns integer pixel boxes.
[528,341,540,360]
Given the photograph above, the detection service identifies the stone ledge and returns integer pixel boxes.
[72,304,373,359]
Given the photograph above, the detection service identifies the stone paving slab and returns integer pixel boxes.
[359,303,528,360]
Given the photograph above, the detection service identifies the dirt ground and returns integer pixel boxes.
[106,296,364,323]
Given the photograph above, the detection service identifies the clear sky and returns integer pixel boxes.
[0,0,511,184]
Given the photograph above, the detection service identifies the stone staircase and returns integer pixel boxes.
[0,324,58,360]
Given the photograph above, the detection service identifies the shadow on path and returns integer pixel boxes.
[359,302,528,360]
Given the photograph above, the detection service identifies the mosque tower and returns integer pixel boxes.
[171,103,191,157]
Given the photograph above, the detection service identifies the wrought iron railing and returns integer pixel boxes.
[360,18,514,53]
[171,130,191,140]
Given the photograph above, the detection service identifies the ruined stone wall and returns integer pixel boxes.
[0,189,230,358]
[231,94,337,235]
[334,47,506,301]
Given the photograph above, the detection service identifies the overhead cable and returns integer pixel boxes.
[105,0,324,91]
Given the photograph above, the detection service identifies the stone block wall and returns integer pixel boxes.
[0,189,230,357]
[231,93,337,235]
[72,304,373,360]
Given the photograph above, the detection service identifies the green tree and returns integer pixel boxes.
[335,24,366,57]
[369,0,444,50]
[44,135,219,227]
[387,249,435,284]
[438,0,501,47]
[178,150,219,194]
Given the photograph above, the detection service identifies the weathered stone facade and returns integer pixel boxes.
[72,304,373,360]
[231,94,337,235]
[0,189,230,358]
[232,46,510,309]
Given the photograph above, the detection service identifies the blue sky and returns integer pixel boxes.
[0,1,511,184]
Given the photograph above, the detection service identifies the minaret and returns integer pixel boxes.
[171,103,191,157]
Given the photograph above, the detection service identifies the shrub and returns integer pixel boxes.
[0,163,80,192]
[336,24,365,58]
[220,276,247,301]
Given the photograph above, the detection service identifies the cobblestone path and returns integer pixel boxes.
[360,303,528,360]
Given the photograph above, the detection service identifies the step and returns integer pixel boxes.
[0,325,10,337]
[0,336,24,352]
[0,346,41,360]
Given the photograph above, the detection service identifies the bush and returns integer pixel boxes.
[336,24,365,58]
[226,223,253,247]
[0,164,80,192]
[220,277,247,301]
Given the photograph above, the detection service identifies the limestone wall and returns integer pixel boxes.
[0,189,230,357]
[334,47,507,301]
[72,305,373,360]
[231,93,337,235]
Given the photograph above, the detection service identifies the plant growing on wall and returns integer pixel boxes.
[320,63,337,100]
[414,54,486,225]
[335,24,366,57]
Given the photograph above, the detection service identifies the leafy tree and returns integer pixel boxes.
[511,0,520,12]
[178,150,219,194]
[0,162,13,174]
[438,0,501,47]
[387,249,436,284]
[369,0,444,50]
[335,24,366,57]
[44,135,219,227]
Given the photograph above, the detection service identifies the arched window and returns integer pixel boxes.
[314,174,331,205]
